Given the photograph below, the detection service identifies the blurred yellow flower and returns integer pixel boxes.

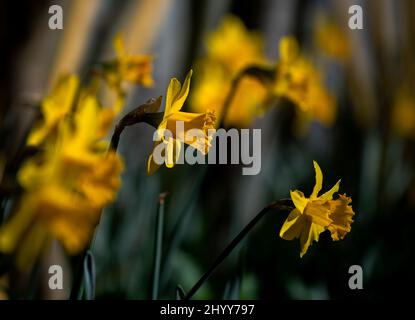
[190,15,268,127]
[81,74,126,138]
[279,161,354,257]
[314,19,350,62]
[98,93,125,138]
[392,86,415,139]
[205,15,265,72]
[274,37,336,132]
[191,61,268,128]
[148,70,216,175]
[0,85,123,270]
[27,75,79,146]
[104,34,154,89]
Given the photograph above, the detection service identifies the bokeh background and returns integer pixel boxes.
[1,0,415,299]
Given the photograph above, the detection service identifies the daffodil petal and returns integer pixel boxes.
[320,179,341,201]
[165,138,182,169]
[113,33,125,57]
[16,222,49,271]
[74,95,100,144]
[279,36,300,63]
[165,70,193,116]
[310,160,323,199]
[290,190,308,213]
[304,200,332,227]
[27,124,53,146]
[299,222,325,258]
[164,78,182,116]
[27,75,79,146]
[147,143,162,176]
[279,209,305,240]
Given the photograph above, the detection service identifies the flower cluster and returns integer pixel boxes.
[0,76,124,269]
[0,36,155,269]
[0,37,219,268]
[190,16,337,132]
[0,17,356,273]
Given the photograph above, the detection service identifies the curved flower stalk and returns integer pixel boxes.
[279,161,355,257]
[184,199,294,300]
[147,70,216,175]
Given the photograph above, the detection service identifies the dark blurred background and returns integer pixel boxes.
[1,0,415,299]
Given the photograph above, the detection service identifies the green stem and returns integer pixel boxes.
[219,73,243,128]
[152,193,167,300]
[109,96,163,152]
[184,199,293,300]
[69,254,85,300]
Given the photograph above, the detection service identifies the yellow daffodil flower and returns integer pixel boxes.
[314,18,350,62]
[274,36,336,131]
[190,16,268,127]
[104,34,154,89]
[279,161,354,257]
[27,75,79,146]
[191,61,268,128]
[81,72,126,138]
[0,90,123,270]
[147,70,216,175]
[205,15,265,73]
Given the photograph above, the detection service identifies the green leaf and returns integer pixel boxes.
[152,193,167,300]
[83,250,96,300]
